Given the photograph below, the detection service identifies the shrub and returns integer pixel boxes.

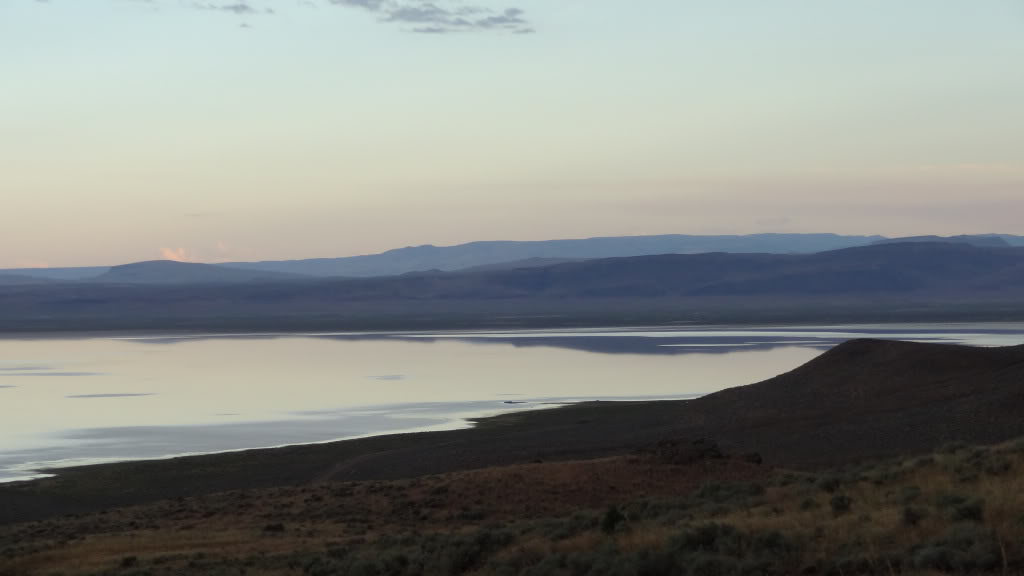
[775,473,794,486]
[984,456,1012,476]
[695,482,766,504]
[601,506,625,534]
[830,494,852,516]
[940,442,968,454]
[914,456,936,468]
[832,554,874,575]
[951,498,985,523]
[564,512,599,538]
[667,524,796,575]
[900,485,922,504]
[902,506,927,527]
[911,524,1000,572]
[674,523,743,555]
[936,493,968,509]
[816,476,841,494]
[688,553,739,576]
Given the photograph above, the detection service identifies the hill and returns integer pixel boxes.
[89,260,310,285]
[685,338,1024,466]
[0,274,56,286]
[997,234,1024,247]
[219,233,884,277]
[456,257,586,273]
[874,234,1011,248]
[0,266,110,281]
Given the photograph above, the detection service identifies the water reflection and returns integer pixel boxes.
[1,323,1022,482]
[393,336,839,355]
[317,324,1024,355]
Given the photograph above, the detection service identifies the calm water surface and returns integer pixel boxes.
[1,323,1022,482]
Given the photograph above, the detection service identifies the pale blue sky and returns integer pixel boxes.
[2,0,1022,267]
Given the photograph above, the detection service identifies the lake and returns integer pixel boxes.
[2,323,1023,482]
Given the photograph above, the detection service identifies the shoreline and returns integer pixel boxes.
[2,318,1024,342]
[4,303,1024,336]
[0,401,567,486]
[0,399,695,526]
[0,395,702,486]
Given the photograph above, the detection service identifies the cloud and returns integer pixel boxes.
[167,1,534,34]
[160,247,195,262]
[330,0,389,9]
[365,2,534,34]
[193,2,273,15]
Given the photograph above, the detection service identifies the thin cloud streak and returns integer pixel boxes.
[38,1,536,34]
[193,3,272,15]
[331,0,533,34]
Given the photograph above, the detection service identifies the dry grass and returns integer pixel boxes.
[578,441,1024,574]
[0,452,766,575]
[5,441,1024,575]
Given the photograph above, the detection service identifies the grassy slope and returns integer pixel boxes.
[3,440,1024,575]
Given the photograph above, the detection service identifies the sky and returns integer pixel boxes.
[2,0,1023,268]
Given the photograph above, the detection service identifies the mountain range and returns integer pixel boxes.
[1,241,1023,332]
[4,232,1023,284]
[89,260,306,285]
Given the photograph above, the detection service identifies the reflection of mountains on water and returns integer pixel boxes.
[356,335,842,355]
[119,333,833,355]
[116,325,1024,356]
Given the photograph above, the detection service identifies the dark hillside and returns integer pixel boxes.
[688,339,1024,466]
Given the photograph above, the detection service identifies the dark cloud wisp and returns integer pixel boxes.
[193,2,273,15]
[390,6,533,34]
[272,0,535,34]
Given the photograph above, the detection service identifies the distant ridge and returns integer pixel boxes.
[457,257,585,273]
[874,234,1011,248]
[218,233,885,277]
[91,260,309,285]
[0,274,56,286]
[1,266,110,281]
[5,233,1024,283]
[2,242,1024,332]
